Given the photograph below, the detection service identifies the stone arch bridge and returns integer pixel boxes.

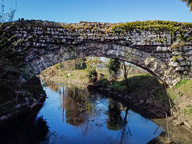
[3,20,192,87]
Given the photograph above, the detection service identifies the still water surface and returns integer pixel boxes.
[0,82,163,144]
[37,82,162,144]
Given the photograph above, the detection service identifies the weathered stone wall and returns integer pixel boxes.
[3,20,192,86]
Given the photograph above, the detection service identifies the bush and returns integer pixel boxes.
[101,78,108,86]
[105,58,121,79]
[87,69,97,80]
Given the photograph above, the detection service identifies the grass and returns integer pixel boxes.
[100,73,169,102]
[111,20,192,34]
[174,80,189,89]
[97,68,110,78]
[60,70,88,81]
[175,79,192,96]
[167,79,192,117]
[187,106,192,115]
[108,80,127,91]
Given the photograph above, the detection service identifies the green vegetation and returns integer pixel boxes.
[172,55,183,62]
[174,79,192,96]
[87,69,97,80]
[182,0,192,11]
[61,25,94,32]
[174,79,189,89]
[111,20,192,34]
[101,74,167,99]
[171,40,185,50]
[105,58,121,79]
[166,79,192,119]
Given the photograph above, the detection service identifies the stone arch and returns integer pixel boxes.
[21,43,181,87]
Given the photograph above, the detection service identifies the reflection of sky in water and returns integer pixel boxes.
[38,83,163,144]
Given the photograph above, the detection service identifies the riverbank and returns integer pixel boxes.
[0,76,46,128]
[88,75,170,118]
[88,76,192,132]
[40,69,89,87]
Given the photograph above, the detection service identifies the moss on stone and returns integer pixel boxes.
[111,20,192,34]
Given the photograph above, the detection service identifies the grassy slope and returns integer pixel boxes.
[40,67,89,87]
[167,79,192,129]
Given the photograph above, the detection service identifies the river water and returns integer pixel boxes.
[0,81,164,144]
[37,82,163,144]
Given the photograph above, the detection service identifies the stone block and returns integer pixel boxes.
[175,67,184,71]
[183,71,188,75]
[180,61,187,66]
[172,51,180,56]
[188,56,192,62]
[188,72,192,77]
[170,62,179,67]
[185,50,192,56]
[156,46,162,51]
[162,47,169,52]
[184,46,189,51]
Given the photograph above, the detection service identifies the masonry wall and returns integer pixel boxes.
[3,20,192,84]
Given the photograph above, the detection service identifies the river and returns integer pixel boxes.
[1,80,192,144]
[38,82,164,144]
[3,81,192,144]
[1,81,164,144]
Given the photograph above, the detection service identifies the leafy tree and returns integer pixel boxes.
[85,57,101,80]
[87,69,97,80]
[75,58,86,70]
[105,58,121,80]
[181,0,192,11]
[85,57,101,70]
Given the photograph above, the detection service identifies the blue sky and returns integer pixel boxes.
[3,0,192,23]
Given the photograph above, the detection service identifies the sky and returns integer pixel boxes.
[3,0,192,23]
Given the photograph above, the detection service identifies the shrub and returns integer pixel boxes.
[105,58,121,79]
[87,69,97,80]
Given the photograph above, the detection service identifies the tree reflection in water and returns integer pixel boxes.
[107,98,133,144]
[39,81,163,144]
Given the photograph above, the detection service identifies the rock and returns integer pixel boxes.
[175,67,184,71]
[185,50,192,56]
[15,104,21,109]
[180,61,187,66]
[157,46,162,51]
[188,56,192,62]
[0,115,8,121]
[170,62,179,67]
[183,121,192,130]
[162,47,169,52]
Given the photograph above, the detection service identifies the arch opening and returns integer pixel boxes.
[21,43,181,87]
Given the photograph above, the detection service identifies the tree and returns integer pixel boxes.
[85,57,101,70]
[122,62,130,89]
[105,58,121,80]
[0,0,17,23]
[0,0,17,53]
[75,58,87,70]
[85,57,102,81]
[181,0,192,11]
